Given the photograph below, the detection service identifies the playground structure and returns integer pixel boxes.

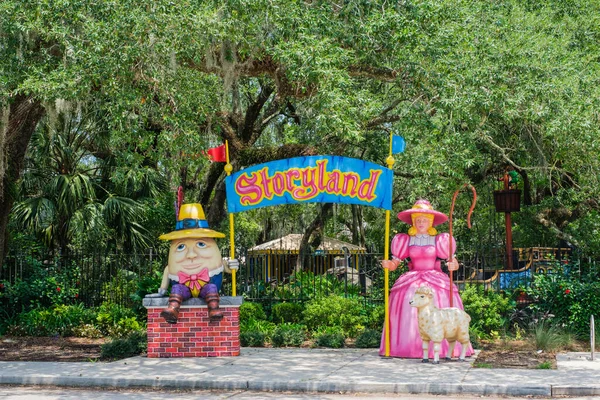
[455,246,572,292]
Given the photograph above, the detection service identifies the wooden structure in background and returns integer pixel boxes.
[247,234,366,282]
[493,171,521,270]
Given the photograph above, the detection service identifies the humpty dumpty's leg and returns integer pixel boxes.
[422,341,429,363]
[161,284,191,324]
[201,283,223,321]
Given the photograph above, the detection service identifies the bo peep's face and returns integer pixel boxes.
[413,214,433,235]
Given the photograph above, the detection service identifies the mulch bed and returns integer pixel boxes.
[474,339,557,369]
[0,336,107,362]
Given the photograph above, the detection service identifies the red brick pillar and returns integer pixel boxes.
[143,296,242,358]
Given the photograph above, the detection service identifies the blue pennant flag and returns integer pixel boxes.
[391,135,406,154]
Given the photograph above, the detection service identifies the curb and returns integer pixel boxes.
[552,385,600,397]
[0,375,556,397]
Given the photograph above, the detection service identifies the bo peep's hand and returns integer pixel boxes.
[447,257,459,271]
[381,259,401,271]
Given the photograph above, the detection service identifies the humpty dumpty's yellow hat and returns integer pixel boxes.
[159,203,225,241]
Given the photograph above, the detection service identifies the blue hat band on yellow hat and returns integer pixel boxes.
[175,218,209,230]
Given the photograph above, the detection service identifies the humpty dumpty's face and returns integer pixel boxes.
[414,215,432,235]
[167,238,222,275]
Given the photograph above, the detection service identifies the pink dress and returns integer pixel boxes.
[379,233,475,358]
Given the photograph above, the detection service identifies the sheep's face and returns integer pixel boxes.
[409,290,432,308]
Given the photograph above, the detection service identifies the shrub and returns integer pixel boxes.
[314,326,345,348]
[239,302,267,324]
[271,323,306,347]
[101,331,147,360]
[240,318,276,339]
[528,265,600,338]
[531,320,565,352]
[0,259,80,313]
[101,270,139,308]
[269,271,363,301]
[240,331,266,347]
[271,302,304,324]
[303,295,366,338]
[362,303,385,330]
[130,267,164,318]
[468,326,485,349]
[315,333,345,348]
[354,329,381,348]
[105,317,142,338]
[71,324,103,339]
[461,285,512,339]
[96,303,142,337]
[14,304,96,336]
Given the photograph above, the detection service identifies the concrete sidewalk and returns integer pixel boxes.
[1,348,599,397]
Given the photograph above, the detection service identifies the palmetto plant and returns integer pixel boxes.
[12,104,155,253]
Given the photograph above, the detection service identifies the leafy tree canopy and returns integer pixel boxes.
[1,0,599,257]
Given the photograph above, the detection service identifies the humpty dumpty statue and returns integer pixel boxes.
[148,203,239,324]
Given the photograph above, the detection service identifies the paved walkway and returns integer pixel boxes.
[1,349,599,397]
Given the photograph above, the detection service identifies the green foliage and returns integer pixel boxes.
[0,259,80,313]
[101,269,139,308]
[369,265,407,301]
[130,266,164,318]
[271,323,306,347]
[461,285,513,339]
[11,304,96,337]
[100,331,147,360]
[270,302,304,324]
[96,303,142,338]
[528,265,600,338]
[354,329,382,349]
[302,295,366,338]
[362,303,385,330]
[11,110,155,253]
[314,327,345,348]
[469,327,484,350]
[531,320,566,352]
[240,331,266,347]
[2,0,600,264]
[240,318,276,339]
[271,271,363,301]
[239,302,267,324]
[71,324,103,339]
[536,361,553,370]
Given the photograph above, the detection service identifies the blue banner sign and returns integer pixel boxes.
[225,156,393,213]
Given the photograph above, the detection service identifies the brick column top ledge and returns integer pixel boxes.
[143,296,243,308]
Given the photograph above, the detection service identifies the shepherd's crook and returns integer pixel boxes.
[448,184,477,307]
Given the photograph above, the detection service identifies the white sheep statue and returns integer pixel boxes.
[409,285,471,364]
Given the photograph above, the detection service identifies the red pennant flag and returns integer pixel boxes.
[206,144,227,162]
[177,186,184,210]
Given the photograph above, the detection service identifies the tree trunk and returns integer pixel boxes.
[516,168,532,206]
[0,95,46,263]
[351,204,366,247]
[295,203,333,272]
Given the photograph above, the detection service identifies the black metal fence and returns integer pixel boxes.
[1,246,596,309]
[0,249,167,308]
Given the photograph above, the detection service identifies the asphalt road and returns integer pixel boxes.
[1,387,600,400]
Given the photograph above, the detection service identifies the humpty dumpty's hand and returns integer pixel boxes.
[145,288,167,298]
[227,258,240,270]
[381,259,400,271]
[447,257,459,271]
